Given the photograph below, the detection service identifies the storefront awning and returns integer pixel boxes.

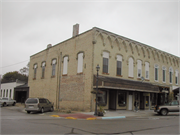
[93,75,159,93]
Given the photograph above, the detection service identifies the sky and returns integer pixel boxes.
[0,0,179,76]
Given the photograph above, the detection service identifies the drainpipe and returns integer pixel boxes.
[58,52,62,110]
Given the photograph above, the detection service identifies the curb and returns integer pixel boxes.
[50,115,126,120]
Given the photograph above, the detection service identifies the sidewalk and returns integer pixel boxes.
[12,103,156,120]
[50,109,155,120]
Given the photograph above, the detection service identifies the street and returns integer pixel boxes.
[0,106,180,134]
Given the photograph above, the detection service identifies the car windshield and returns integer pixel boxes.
[2,98,8,100]
[26,98,38,103]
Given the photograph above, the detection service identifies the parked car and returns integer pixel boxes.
[154,100,180,116]
[0,97,16,107]
[25,98,54,114]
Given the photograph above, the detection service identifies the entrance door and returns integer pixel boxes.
[128,95,133,110]
[109,90,116,110]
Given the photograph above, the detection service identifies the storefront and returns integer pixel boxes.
[93,75,159,111]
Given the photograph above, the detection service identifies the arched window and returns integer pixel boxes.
[63,56,68,75]
[52,59,57,76]
[154,64,159,81]
[145,62,149,79]
[175,70,179,85]
[128,57,134,77]
[116,55,122,76]
[137,60,142,78]
[33,64,38,79]
[169,67,173,84]
[162,66,166,83]
[103,52,109,74]
[77,53,84,73]
[41,62,46,78]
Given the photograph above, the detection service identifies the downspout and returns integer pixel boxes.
[58,52,62,110]
[91,28,96,111]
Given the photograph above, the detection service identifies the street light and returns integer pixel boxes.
[94,64,100,116]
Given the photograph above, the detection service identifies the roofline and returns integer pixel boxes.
[30,26,179,59]
[92,27,179,58]
[30,28,93,58]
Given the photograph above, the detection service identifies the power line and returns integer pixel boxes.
[0,60,29,68]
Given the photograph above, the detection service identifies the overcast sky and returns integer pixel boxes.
[0,0,179,76]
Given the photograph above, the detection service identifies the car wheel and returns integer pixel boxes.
[161,109,168,116]
[41,108,44,113]
[50,106,54,112]
[27,111,31,114]
[13,102,16,106]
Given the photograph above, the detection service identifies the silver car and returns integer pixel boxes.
[154,100,180,115]
[0,97,16,106]
[25,98,54,114]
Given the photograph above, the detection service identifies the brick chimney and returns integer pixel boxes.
[72,24,79,37]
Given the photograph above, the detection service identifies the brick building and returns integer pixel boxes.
[28,24,180,111]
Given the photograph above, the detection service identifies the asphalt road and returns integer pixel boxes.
[0,106,180,135]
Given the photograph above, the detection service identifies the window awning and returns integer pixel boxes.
[93,75,159,93]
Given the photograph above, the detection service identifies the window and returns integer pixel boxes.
[145,62,149,79]
[116,55,122,76]
[77,53,83,73]
[9,89,11,98]
[52,59,57,76]
[175,70,179,85]
[151,93,156,106]
[41,62,46,78]
[154,64,159,81]
[33,64,37,79]
[63,56,68,75]
[169,67,173,84]
[128,57,134,77]
[3,90,5,97]
[137,60,142,78]
[118,92,126,106]
[0,90,2,97]
[6,90,8,97]
[162,66,166,83]
[103,52,109,74]
[97,91,107,106]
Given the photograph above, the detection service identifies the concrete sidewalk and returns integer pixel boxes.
[9,103,158,120]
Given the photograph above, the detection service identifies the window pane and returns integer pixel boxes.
[117,61,121,75]
[77,53,83,73]
[118,92,126,106]
[97,91,107,106]
[52,64,56,76]
[103,58,108,73]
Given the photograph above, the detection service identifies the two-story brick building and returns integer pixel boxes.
[28,24,180,112]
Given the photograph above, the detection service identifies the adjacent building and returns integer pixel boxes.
[0,79,25,100]
[28,25,180,112]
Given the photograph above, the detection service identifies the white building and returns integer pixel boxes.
[0,79,25,99]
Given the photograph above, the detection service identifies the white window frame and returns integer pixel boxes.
[128,57,134,77]
[63,56,68,75]
[52,59,57,76]
[103,52,109,74]
[137,60,142,78]
[33,64,37,79]
[145,62,149,79]
[162,66,166,83]
[154,64,159,82]
[41,62,46,78]
[169,67,173,84]
[77,53,83,73]
[175,70,179,85]
[116,55,122,76]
